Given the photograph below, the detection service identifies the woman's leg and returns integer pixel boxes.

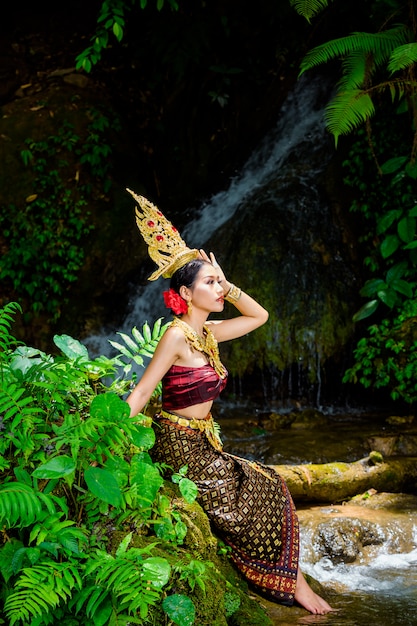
[294,568,334,615]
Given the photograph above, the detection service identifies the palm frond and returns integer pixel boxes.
[300,27,410,75]
[324,90,375,145]
[289,0,331,22]
[388,42,417,73]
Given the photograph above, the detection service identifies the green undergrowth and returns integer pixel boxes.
[0,301,270,626]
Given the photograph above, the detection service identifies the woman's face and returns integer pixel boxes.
[185,263,225,313]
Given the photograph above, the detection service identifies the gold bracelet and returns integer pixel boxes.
[224,283,242,303]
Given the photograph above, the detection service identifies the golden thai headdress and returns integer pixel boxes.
[127,188,199,281]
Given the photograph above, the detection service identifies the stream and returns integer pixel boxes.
[217,401,417,626]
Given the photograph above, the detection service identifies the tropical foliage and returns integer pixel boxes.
[291,0,417,402]
[0,302,248,625]
[293,0,417,149]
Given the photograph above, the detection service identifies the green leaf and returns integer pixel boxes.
[385,261,407,283]
[90,393,130,421]
[130,460,163,510]
[360,278,386,297]
[380,234,400,258]
[376,209,402,235]
[352,299,379,322]
[389,278,414,298]
[142,557,171,588]
[84,467,122,507]
[405,160,417,180]
[397,216,416,243]
[162,594,196,626]
[131,425,156,450]
[178,478,198,504]
[32,456,76,479]
[113,22,123,41]
[53,334,89,360]
[380,155,408,174]
[377,288,397,308]
[115,532,132,557]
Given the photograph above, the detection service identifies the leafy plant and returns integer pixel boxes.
[291,0,417,151]
[1,303,244,625]
[76,0,180,73]
[0,109,120,322]
[344,297,417,402]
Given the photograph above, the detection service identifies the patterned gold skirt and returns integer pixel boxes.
[151,413,299,605]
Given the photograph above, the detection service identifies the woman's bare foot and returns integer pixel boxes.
[294,568,334,615]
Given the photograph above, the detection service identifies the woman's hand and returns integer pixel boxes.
[199,249,231,294]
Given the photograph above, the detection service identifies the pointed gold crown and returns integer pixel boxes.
[127,188,199,281]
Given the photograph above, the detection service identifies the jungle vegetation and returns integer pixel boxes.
[0,301,262,625]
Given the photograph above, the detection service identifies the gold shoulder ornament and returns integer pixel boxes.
[170,317,227,379]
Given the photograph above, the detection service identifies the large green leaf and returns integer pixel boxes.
[130,459,163,510]
[32,456,76,479]
[142,557,171,589]
[89,392,130,421]
[53,334,89,360]
[162,594,195,626]
[131,425,156,450]
[380,156,408,174]
[84,467,122,507]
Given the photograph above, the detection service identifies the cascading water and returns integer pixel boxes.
[85,73,332,359]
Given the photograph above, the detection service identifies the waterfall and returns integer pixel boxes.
[85,74,331,358]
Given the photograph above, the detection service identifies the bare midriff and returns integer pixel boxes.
[163,400,214,420]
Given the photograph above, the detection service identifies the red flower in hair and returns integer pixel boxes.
[163,288,188,315]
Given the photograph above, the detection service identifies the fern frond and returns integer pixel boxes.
[339,51,369,89]
[0,482,58,529]
[4,561,82,625]
[300,27,410,75]
[0,302,22,355]
[289,0,330,22]
[109,319,169,365]
[388,42,417,73]
[325,89,375,145]
[94,555,164,615]
[0,380,43,425]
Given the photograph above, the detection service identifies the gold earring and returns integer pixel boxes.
[187,300,193,313]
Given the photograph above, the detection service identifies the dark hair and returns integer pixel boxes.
[170,258,208,293]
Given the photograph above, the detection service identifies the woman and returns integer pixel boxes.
[126,242,333,615]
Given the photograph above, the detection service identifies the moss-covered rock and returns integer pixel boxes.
[106,483,273,626]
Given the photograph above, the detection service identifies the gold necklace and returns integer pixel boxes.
[170,317,227,379]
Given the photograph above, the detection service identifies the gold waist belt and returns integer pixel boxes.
[159,409,223,451]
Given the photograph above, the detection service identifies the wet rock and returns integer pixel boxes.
[315,517,385,563]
